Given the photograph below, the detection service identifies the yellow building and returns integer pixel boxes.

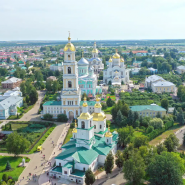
[151,81,176,93]
[130,104,167,118]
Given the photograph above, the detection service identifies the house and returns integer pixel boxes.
[145,75,165,88]
[177,66,185,74]
[130,104,167,118]
[148,67,158,74]
[133,58,142,67]
[151,81,176,93]
[47,76,57,81]
[0,96,23,119]
[130,68,141,75]
[18,61,25,67]
[1,77,22,89]
[50,63,63,72]
[179,57,185,61]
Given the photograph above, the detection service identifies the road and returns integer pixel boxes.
[176,127,185,145]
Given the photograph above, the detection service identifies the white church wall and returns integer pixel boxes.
[98,155,106,165]
[75,162,89,171]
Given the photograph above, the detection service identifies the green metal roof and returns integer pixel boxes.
[43,101,61,106]
[130,105,166,112]
[52,166,62,173]
[61,140,76,149]
[18,61,24,64]
[71,170,85,177]
[95,128,108,135]
[80,101,96,106]
[63,162,73,169]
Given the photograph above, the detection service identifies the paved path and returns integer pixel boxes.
[15,123,66,185]
[175,126,185,145]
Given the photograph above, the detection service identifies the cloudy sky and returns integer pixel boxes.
[0,0,185,40]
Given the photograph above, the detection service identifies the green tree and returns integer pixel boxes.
[5,161,11,170]
[149,118,164,129]
[133,135,149,148]
[2,174,8,182]
[115,110,123,125]
[115,150,124,169]
[20,82,26,96]
[81,93,90,101]
[161,98,169,110]
[156,111,161,118]
[106,97,114,107]
[164,134,179,152]
[123,152,145,185]
[29,88,38,104]
[43,113,53,121]
[127,110,134,126]
[98,71,103,80]
[146,126,154,134]
[35,70,43,82]
[57,114,68,122]
[156,143,167,154]
[53,81,59,93]
[177,112,185,125]
[85,168,95,185]
[118,126,134,147]
[104,152,114,175]
[147,152,184,185]
[6,133,30,156]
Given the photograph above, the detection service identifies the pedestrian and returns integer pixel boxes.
[23,177,24,179]
[54,152,55,155]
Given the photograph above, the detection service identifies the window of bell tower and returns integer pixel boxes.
[68,55,70,60]
[90,121,91,127]
[68,81,72,88]
[68,67,71,74]
[82,121,85,129]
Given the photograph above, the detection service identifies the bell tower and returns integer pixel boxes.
[61,33,81,119]
[92,42,98,58]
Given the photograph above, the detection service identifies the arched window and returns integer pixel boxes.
[76,110,78,116]
[100,125,102,129]
[68,55,70,60]
[68,81,72,88]
[82,121,85,129]
[90,121,91,127]
[68,67,71,74]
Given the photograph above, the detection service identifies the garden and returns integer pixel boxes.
[0,156,29,182]
[0,121,56,154]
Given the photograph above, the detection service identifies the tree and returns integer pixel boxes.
[164,134,179,152]
[177,112,185,125]
[123,152,145,185]
[104,152,114,175]
[6,132,30,156]
[156,111,161,118]
[43,114,53,121]
[98,71,103,80]
[115,150,124,169]
[115,110,124,125]
[108,81,112,85]
[173,107,178,116]
[133,135,149,148]
[106,97,114,107]
[81,93,90,101]
[127,110,134,126]
[35,70,43,82]
[156,143,167,154]
[161,98,169,110]
[53,81,59,93]
[146,126,154,134]
[5,161,11,171]
[147,152,184,185]
[148,118,164,129]
[2,174,8,182]
[183,132,185,146]
[46,80,52,92]
[20,82,26,96]
[85,168,95,185]
[57,114,68,122]
[29,88,38,104]
[118,126,134,147]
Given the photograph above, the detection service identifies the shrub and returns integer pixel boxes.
[57,114,68,122]
[2,174,8,182]
[70,123,75,129]
[43,114,53,121]
[146,126,154,134]
[149,118,164,129]
[23,103,28,109]
[101,103,107,110]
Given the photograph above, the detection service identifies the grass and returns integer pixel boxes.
[183,179,185,185]
[106,93,116,101]
[103,107,113,114]
[149,123,183,145]
[11,124,28,130]
[48,93,58,101]
[0,156,26,180]
[63,128,72,145]
[28,125,56,154]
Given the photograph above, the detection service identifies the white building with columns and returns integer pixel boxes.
[103,50,130,85]
[49,97,118,184]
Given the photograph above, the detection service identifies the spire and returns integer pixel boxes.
[105,123,113,137]
[94,41,96,49]
[82,97,88,107]
[68,31,71,42]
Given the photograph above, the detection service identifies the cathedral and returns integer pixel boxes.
[103,50,130,85]
[49,97,118,184]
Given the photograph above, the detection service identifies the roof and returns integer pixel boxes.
[130,104,166,112]
[63,162,73,169]
[2,77,21,84]
[43,101,61,106]
[78,58,89,66]
[88,57,102,62]
[146,75,164,83]
[80,101,96,106]
[71,170,85,177]
[177,65,185,70]
[132,50,148,54]
[0,96,23,110]
[152,80,175,87]
[52,166,62,173]
[50,63,62,66]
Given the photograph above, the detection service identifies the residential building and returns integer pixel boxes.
[133,58,142,67]
[130,104,167,118]
[88,42,104,73]
[145,75,165,88]
[130,68,140,75]
[103,50,129,85]
[177,66,185,74]
[18,61,25,67]
[151,81,176,93]
[49,97,118,184]
[2,77,22,89]
[148,67,158,74]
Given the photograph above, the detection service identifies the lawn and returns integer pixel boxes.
[63,128,72,145]
[106,93,116,101]
[103,107,113,114]
[48,93,58,101]
[149,123,183,145]
[11,124,28,130]
[0,156,26,180]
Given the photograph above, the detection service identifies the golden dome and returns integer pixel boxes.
[91,112,106,121]
[72,120,77,133]
[92,48,98,53]
[96,97,101,102]
[94,103,102,108]
[78,112,92,120]
[64,43,75,52]
[112,53,120,59]
[121,57,124,62]
[109,57,112,62]
[105,127,113,137]
[82,97,88,107]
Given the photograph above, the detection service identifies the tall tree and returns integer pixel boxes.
[29,88,38,104]
[161,98,169,110]
[133,135,149,148]
[115,110,124,125]
[123,152,145,185]
[164,134,179,152]
[156,143,167,154]
[85,168,95,185]
[5,161,11,170]
[6,132,30,156]
[115,150,124,169]
[127,110,134,126]
[53,81,59,93]
[104,152,114,175]
[177,112,185,125]
[147,152,184,185]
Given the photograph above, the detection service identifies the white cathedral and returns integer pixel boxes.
[103,50,130,85]
[48,35,118,184]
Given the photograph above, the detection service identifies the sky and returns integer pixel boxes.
[0,0,185,41]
